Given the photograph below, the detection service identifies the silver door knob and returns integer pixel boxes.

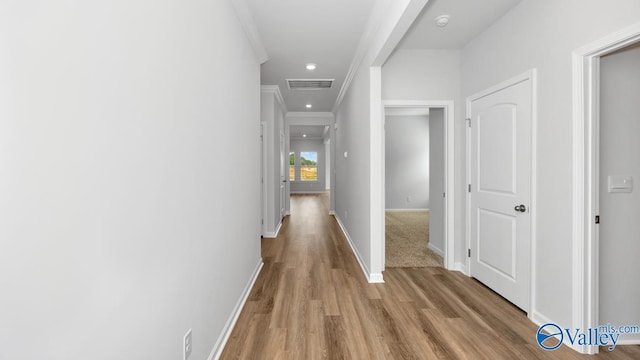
[514,204,526,212]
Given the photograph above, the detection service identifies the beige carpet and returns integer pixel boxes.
[385,210,443,268]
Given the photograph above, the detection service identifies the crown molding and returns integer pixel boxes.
[230,0,269,64]
[261,85,287,113]
[332,0,428,114]
[332,2,386,114]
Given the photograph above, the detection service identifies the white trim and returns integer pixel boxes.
[262,220,283,239]
[617,339,640,346]
[208,259,264,360]
[385,208,429,212]
[381,100,456,272]
[332,1,387,114]
[261,85,287,113]
[260,122,267,237]
[371,0,429,66]
[334,215,384,283]
[229,0,268,64]
[572,22,640,355]
[465,69,538,316]
[290,191,326,194]
[428,243,444,258]
[371,66,384,276]
[452,262,468,275]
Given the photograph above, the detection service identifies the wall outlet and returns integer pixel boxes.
[183,329,192,360]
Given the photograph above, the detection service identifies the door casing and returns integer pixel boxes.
[572,22,640,355]
[382,100,456,272]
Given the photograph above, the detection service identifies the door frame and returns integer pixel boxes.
[381,100,455,270]
[261,121,267,236]
[465,69,538,317]
[572,22,640,355]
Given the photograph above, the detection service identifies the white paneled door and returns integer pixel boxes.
[468,75,533,312]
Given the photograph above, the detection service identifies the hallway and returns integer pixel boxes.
[222,194,640,359]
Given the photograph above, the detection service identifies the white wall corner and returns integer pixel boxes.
[261,85,287,113]
[230,0,269,64]
[334,215,384,284]
[427,243,444,258]
[263,219,283,239]
[332,0,389,114]
[208,259,264,360]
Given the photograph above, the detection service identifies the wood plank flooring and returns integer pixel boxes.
[221,193,640,359]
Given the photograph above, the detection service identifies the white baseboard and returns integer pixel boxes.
[385,208,429,212]
[617,338,640,345]
[333,215,384,283]
[427,243,444,257]
[290,191,326,194]
[329,210,336,216]
[262,220,282,238]
[452,262,468,275]
[529,310,555,329]
[208,259,264,360]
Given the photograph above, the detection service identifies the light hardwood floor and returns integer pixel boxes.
[221,194,640,359]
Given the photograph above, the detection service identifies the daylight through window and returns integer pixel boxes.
[300,151,318,181]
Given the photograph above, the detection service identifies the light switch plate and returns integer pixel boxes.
[608,175,633,193]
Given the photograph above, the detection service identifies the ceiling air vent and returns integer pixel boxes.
[286,79,334,90]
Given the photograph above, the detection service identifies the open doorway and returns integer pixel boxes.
[382,101,455,271]
[288,125,331,214]
[598,42,640,345]
[573,24,640,354]
[384,107,443,268]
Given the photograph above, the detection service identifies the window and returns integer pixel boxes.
[300,151,318,181]
[289,152,295,181]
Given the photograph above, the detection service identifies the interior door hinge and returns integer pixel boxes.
[468,184,471,192]
[595,215,600,224]
[466,118,471,127]
[468,249,471,258]
[443,192,446,198]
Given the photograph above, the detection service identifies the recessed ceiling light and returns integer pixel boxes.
[305,104,312,108]
[435,15,450,27]
[303,134,307,138]
[306,63,317,71]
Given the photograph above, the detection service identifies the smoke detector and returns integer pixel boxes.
[435,15,450,27]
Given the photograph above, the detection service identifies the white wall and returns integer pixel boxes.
[290,139,326,193]
[429,109,446,255]
[335,60,373,276]
[335,0,427,281]
[0,1,262,359]
[382,49,463,263]
[261,87,286,236]
[385,115,430,209]
[461,0,640,330]
[599,43,640,342]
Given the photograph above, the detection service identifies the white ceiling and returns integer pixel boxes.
[290,125,328,140]
[246,0,376,113]
[398,0,522,49]
[246,0,522,113]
